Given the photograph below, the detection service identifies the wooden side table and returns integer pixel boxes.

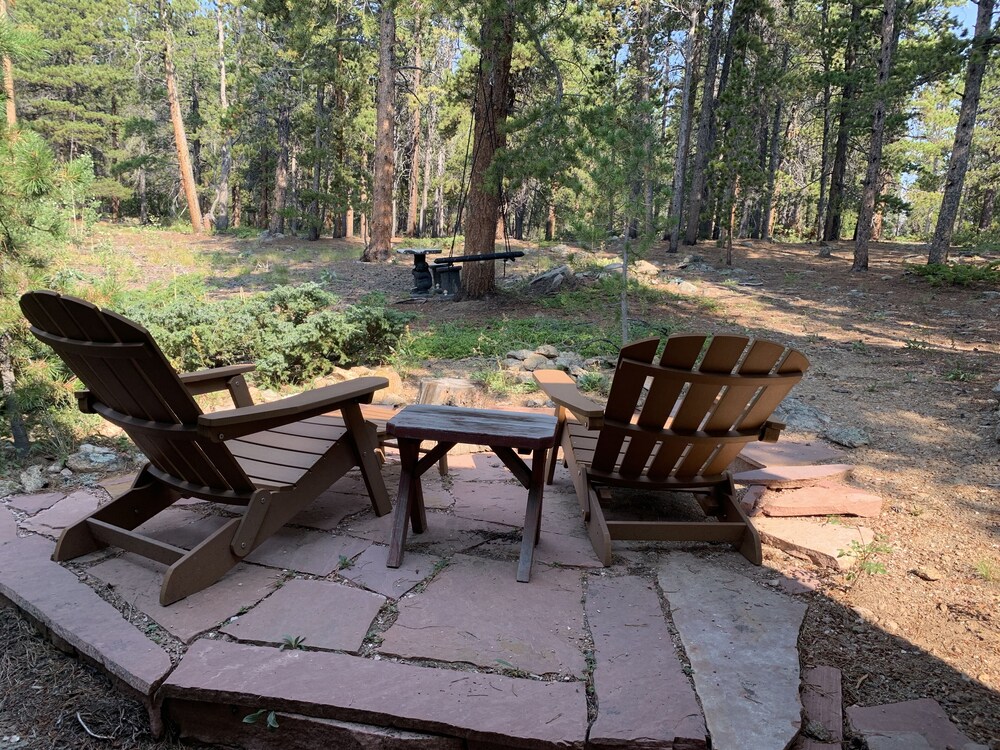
[385,405,558,582]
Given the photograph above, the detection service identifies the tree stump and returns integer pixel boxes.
[417,377,482,455]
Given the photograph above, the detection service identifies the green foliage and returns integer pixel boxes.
[905,260,1000,286]
[471,366,539,396]
[279,635,306,651]
[838,538,893,583]
[576,371,609,396]
[122,284,413,388]
[402,317,666,361]
[243,709,279,730]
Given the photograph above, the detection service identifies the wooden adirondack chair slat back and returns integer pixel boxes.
[591,334,808,481]
[20,291,256,495]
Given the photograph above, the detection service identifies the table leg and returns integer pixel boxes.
[517,448,549,583]
[387,438,421,568]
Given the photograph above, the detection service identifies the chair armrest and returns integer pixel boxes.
[198,376,388,441]
[759,420,785,443]
[179,364,256,407]
[533,369,605,430]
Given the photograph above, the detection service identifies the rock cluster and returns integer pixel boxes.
[501,347,611,379]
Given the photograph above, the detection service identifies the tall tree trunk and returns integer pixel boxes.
[419,109,434,235]
[545,197,556,240]
[1,0,16,127]
[269,99,290,234]
[628,1,652,238]
[160,0,202,233]
[684,0,725,245]
[979,187,996,229]
[365,1,395,261]
[462,2,515,298]
[213,0,232,231]
[433,145,445,237]
[928,0,996,264]
[405,11,422,236]
[824,0,861,242]
[853,0,897,271]
[308,85,324,241]
[0,333,28,458]
[815,0,833,240]
[138,139,149,224]
[762,7,793,241]
[667,3,700,252]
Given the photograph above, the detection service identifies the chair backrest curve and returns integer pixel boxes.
[592,334,808,481]
[20,291,255,496]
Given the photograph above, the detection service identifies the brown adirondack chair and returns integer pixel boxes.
[20,291,392,605]
[534,334,808,565]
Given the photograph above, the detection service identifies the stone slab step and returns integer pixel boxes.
[796,666,843,748]
[159,640,588,749]
[5,491,66,515]
[0,535,171,698]
[0,506,16,544]
[846,699,988,750]
[737,442,847,470]
[753,517,874,571]
[659,553,806,750]
[587,575,707,749]
[756,483,883,518]
[168,700,464,750]
[733,465,854,488]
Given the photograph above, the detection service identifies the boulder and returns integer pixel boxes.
[19,465,47,493]
[505,349,535,361]
[521,354,551,372]
[664,279,700,295]
[632,260,659,277]
[528,265,573,295]
[65,444,124,473]
[822,426,870,448]
[534,345,559,358]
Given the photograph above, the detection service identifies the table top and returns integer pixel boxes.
[387,405,557,448]
[396,247,442,256]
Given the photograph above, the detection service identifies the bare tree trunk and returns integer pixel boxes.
[419,109,434,235]
[365,2,395,260]
[762,6,792,241]
[979,187,996,229]
[462,3,515,298]
[667,4,700,253]
[0,333,28,458]
[433,145,445,237]
[308,85,324,241]
[212,1,232,230]
[853,0,896,271]
[814,0,833,240]
[1,0,16,127]
[684,0,725,245]
[545,197,556,240]
[138,142,149,224]
[405,11,422,236]
[160,0,202,233]
[928,0,996,264]
[269,99,291,235]
[824,0,860,242]
[628,1,652,239]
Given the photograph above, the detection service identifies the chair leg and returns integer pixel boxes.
[160,518,243,606]
[341,403,392,517]
[716,477,762,565]
[545,406,566,485]
[585,486,613,566]
[54,467,177,561]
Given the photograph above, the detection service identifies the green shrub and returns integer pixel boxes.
[906,260,1000,286]
[124,284,413,387]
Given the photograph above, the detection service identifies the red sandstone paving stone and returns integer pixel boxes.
[161,640,588,749]
[345,510,510,556]
[246,527,371,576]
[168,700,464,749]
[753,516,874,571]
[134,507,232,550]
[769,569,822,595]
[476,530,602,569]
[379,554,587,677]
[740,485,767,514]
[221,578,385,653]
[587,575,707,749]
[291,490,373,530]
[757,482,882,518]
[0,535,171,696]
[88,553,280,643]
[99,472,137,498]
[5,491,66,515]
[441,452,522,482]
[452,482,585,533]
[338,544,439,599]
[846,699,988,750]
[20,490,103,535]
[732,464,854,488]
[659,552,806,750]
[0,506,17,544]
[800,666,843,742]
[738,441,847,469]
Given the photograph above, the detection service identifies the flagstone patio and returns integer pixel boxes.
[0,447,987,749]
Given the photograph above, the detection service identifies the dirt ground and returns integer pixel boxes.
[2,227,998,747]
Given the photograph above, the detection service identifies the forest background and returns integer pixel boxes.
[0,0,998,458]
